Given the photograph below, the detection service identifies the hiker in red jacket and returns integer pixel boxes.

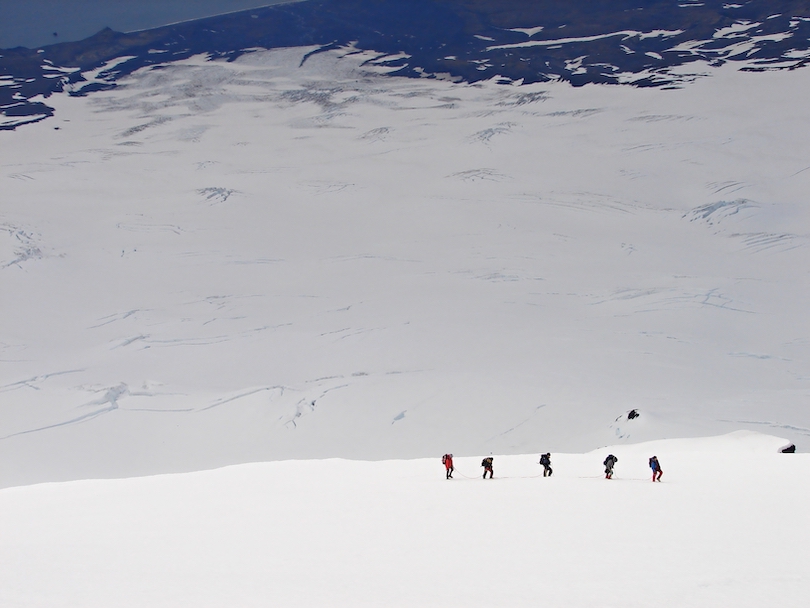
[442,453,454,479]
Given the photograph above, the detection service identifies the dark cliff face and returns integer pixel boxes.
[3,0,810,129]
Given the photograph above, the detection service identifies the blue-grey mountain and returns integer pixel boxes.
[2,0,810,129]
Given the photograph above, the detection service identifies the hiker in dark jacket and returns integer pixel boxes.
[649,456,663,482]
[539,453,553,477]
[442,454,454,479]
[481,456,494,479]
[603,454,618,479]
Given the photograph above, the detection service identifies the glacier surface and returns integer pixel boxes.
[1,46,809,486]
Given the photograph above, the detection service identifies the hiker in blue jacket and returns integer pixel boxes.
[649,456,663,482]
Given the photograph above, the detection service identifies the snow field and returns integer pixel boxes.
[0,432,806,607]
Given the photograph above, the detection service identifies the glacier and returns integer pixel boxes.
[1,44,809,487]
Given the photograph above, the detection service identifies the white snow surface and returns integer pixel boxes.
[1,46,810,487]
[0,431,807,607]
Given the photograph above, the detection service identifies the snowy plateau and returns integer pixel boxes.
[1,4,810,606]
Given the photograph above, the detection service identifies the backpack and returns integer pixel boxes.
[482,457,492,467]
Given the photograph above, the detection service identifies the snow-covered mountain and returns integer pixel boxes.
[1,1,809,487]
[4,0,810,129]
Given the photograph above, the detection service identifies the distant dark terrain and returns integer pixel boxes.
[2,0,810,129]
[0,0,285,49]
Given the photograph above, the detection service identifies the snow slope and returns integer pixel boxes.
[1,47,810,487]
[0,432,806,607]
